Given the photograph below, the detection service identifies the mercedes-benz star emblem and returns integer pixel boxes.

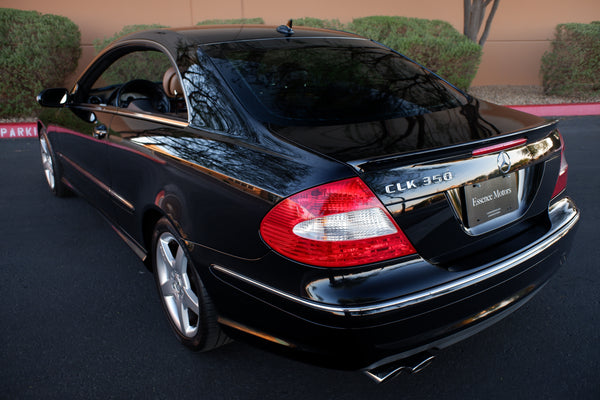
[497,151,511,174]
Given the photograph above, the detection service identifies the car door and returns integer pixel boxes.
[50,100,114,216]
[102,47,186,244]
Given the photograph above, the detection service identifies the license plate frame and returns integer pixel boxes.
[464,173,519,228]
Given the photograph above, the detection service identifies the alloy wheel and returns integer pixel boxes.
[40,136,55,190]
[155,232,200,337]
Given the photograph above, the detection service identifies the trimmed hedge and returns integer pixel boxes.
[297,16,481,90]
[293,17,344,30]
[93,24,171,87]
[95,19,266,52]
[349,16,481,90]
[541,22,600,97]
[197,18,264,25]
[94,24,169,52]
[0,8,81,119]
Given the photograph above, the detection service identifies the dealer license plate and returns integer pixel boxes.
[464,173,518,228]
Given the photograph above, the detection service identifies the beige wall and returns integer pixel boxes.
[4,0,600,86]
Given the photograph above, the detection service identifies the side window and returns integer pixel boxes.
[93,51,171,87]
[86,49,187,119]
[181,52,243,134]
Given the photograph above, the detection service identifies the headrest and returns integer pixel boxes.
[163,67,183,98]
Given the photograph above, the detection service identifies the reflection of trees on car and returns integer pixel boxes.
[181,52,249,134]
[206,42,464,124]
[132,134,310,198]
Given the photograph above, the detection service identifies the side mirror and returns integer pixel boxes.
[37,88,69,107]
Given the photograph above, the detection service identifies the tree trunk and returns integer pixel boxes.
[464,0,500,47]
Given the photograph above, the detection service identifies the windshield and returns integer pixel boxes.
[202,38,466,125]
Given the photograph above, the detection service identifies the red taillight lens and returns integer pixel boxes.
[260,177,416,267]
[551,134,568,199]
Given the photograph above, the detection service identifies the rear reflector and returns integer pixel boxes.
[260,177,416,267]
[472,138,527,156]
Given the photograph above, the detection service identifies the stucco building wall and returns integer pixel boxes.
[4,0,600,87]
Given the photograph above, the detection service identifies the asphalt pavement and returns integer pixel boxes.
[1,116,599,399]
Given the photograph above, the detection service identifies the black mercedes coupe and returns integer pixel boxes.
[37,24,579,382]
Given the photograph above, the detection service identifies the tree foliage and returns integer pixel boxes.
[94,24,169,52]
[540,22,600,97]
[196,18,264,25]
[294,17,345,30]
[0,8,81,119]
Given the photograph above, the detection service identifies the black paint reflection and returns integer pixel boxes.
[131,133,312,198]
[271,99,544,163]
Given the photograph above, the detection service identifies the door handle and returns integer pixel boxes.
[93,124,107,139]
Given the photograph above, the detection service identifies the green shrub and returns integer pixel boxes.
[196,18,264,25]
[348,16,481,90]
[541,22,600,97]
[0,8,81,119]
[93,24,171,86]
[293,17,344,30]
[94,24,169,52]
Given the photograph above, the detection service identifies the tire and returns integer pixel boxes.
[151,217,229,351]
[39,132,70,197]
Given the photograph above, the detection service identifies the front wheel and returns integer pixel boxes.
[39,132,69,197]
[151,217,229,351]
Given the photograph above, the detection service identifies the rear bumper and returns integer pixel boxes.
[203,197,579,370]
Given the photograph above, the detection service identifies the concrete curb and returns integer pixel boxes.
[507,103,600,117]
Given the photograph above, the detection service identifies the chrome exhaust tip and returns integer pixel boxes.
[364,352,436,383]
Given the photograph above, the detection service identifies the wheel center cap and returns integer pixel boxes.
[171,272,184,296]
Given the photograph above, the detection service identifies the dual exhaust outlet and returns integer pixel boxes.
[364,351,436,383]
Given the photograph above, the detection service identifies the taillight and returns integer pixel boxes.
[260,177,416,267]
[551,133,568,199]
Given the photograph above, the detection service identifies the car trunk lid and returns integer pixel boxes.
[270,101,564,268]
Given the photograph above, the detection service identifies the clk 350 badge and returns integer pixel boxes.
[385,172,454,194]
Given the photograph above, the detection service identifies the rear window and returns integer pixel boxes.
[202,38,466,125]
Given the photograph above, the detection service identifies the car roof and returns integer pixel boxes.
[113,24,366,48]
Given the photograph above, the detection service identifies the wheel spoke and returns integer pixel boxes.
[182,287,199,315]
[160,278,178,298]
[40,137,49,155]
[174,245,187,275]
[177,299,189,332]
[40,137,56,189]
[158,237,176,271]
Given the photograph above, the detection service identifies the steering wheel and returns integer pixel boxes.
[116,79,170,113]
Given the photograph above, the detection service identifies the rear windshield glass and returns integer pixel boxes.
[202,38,466,125]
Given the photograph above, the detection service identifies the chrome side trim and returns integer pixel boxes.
[212,264,350,316]
[115,109,189,128]
[212,197,578,317]
[75,104,189,129]
[75,104,118,114]
[58,153,135,212]
[110,225,147,261]
[218,317,295,348]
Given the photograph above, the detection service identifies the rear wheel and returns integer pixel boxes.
[39,132,69,197]
[151,217,229,351]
